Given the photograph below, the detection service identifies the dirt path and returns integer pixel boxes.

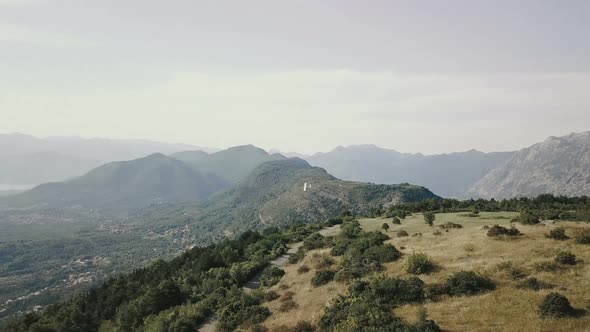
[198,224,341,332]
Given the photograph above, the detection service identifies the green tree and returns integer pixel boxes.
[382,223,390,232]
[424,212,435,226]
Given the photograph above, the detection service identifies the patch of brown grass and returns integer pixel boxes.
[359,214,590,331]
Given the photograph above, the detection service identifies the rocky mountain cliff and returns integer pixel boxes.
[468,132,590,198]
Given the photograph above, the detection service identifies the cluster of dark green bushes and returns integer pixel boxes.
[383,194,590,222]
[4,221,329,332]
[487,224,521,237]
[329,221,401,282]
[319,276,440,332]
[426,271,495,299]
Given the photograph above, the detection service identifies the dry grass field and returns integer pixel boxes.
[261,249,347,330]
[262,212,590,331]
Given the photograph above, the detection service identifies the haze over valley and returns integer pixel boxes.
[2,1,590,331]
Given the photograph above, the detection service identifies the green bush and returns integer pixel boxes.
[545,227,569,240]
[311,270,335,287]
[538,292,575,318]
[303,233,328,250]
[361,276,426,307]
[259,266,285,288]
[424,212,435,226]
[574,229,590,244]
[444,271,495,296]
[555,251,576,265]
[362,244,401,263]
[392,216,401,225]
[405,252,435,275]
[382,223,390,232]
[425,283,450,300]
[487,224,521,237]
[518,210,540,225]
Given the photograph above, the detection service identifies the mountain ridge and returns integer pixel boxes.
[468,131,590,199]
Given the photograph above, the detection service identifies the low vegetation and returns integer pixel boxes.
[554,251,577,265]
[405,252,436,275]
[539,293,576,318]
[260,266,286,287]
[574,229,590,244]
[545,227,569,240]
[311,270,335,287]
[487,224,521,237]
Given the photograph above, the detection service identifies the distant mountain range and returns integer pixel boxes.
[2,131,590,200]
[305,145,513,198]
[0,133,214,185]
[0,145,435,217]
[469,132,590,199]
[0,153,227,213]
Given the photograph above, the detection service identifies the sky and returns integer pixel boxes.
[1,0,589,154]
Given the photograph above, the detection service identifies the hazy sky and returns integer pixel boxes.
[1,0,589,154]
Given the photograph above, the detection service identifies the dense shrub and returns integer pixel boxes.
[555,251,577,265]
[311,270,335,287]
[319,276,434,332]
[333,268,362,282]
[487,224,521,237]
[216,290,271,332]
[574,229,590,244]
[382,223,390,232]
[538,292,575,318]
[545,227,569,240]
[405,252,435,275]
[392,216,401,225]
[424,283,450,300]
[357,277,426,307]
[259,266,285,287]
[397,230,409,237]
[330,242,348,256]
[516,278,553,291]
[362,244,401,263]
[518,210,540,225]
[444,271,495,296]
[303,233,328,250]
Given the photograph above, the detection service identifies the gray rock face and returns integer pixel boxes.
[469,132,590,199]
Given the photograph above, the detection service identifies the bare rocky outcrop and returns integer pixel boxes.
[469,132,590,199]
